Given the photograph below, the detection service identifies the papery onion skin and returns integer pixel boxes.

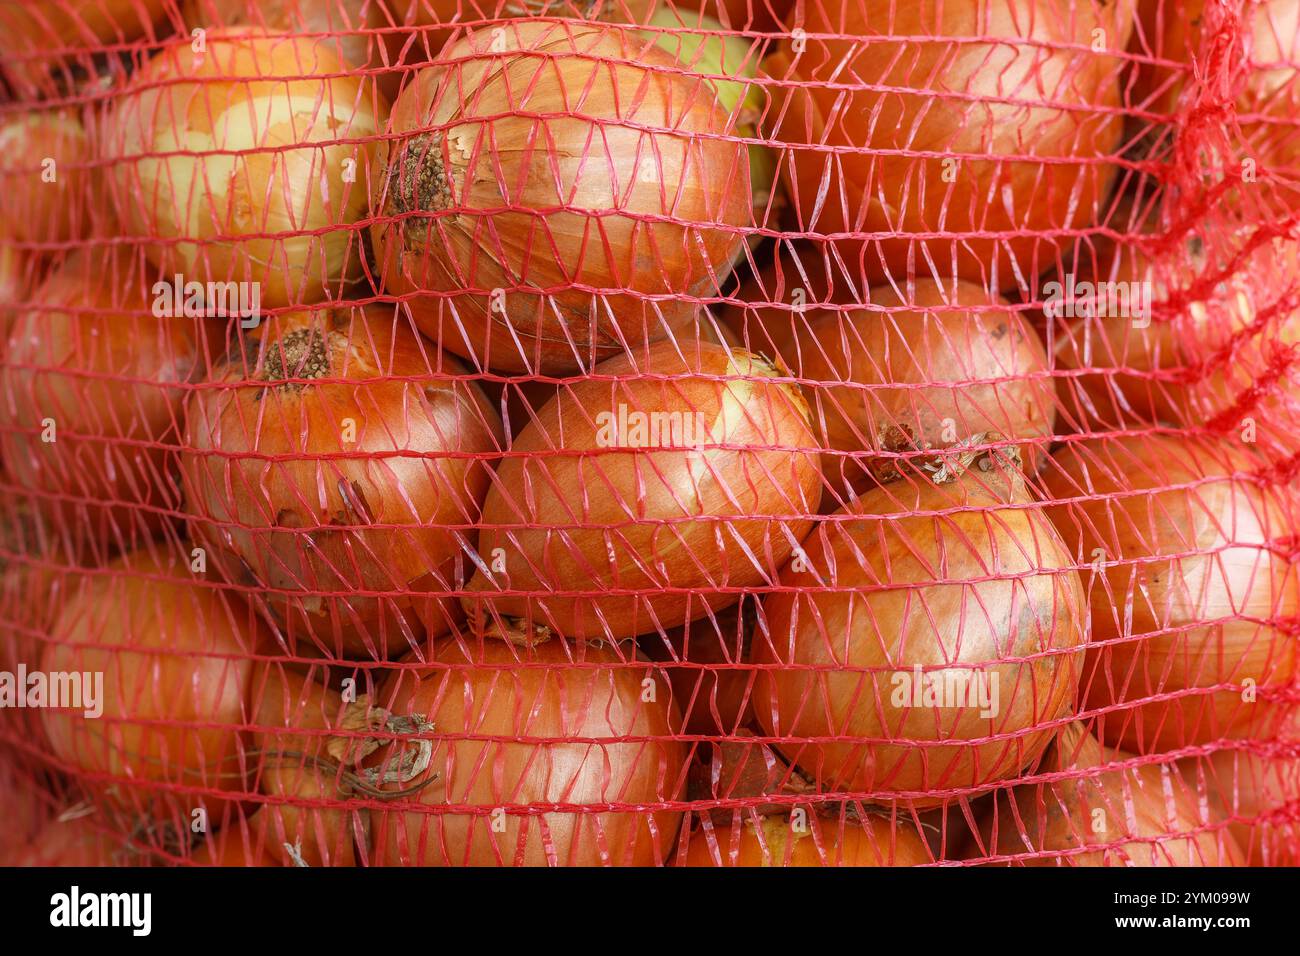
[1041,434,1299,754]
[0,250,213,559]
[0,109,100,245]
[753,454,1086,807]
[985,722,1244,865]
[39,548,263,817]
[251,662,358,866]
[462,341,822,641]
[181,307,504,661]
[784,279,1055,503]
[102,30,386,309]
[366,634,688,866]
[370,19,751,374]
[766,0,1125,288]
[677,813,931,866]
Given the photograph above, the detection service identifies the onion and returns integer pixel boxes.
[784,279,1055,504]
[181,306,504,660]
[0,249,214,559]
[102,30,387,309]
[604,0,790,32]
[0,245,40,342]
[0,0,173,99]
[982,722,1244,865]
[0,109,99,245]
[677,813,931,866]
[765,0,1126,288]
[640,595,758,736]
[0,755,47,863]
[1042,433,1299,753]
[366,632,688,866]
[753,444,1086,807]
[193,823,280,866]
[40,547,264,818]
[462,341,822,641]
[1131,0,1299,206]
[370,19,752,374]
[251,662,359,866]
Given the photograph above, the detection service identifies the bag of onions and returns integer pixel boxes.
[0,0,1295,874]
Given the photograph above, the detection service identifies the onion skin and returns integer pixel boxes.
[251,663,358,867]
[39,548,263,818]
[678,813,931,866]
[0,250,212,558]
[102,30,386,309]
[366,635,688,866]
[984,723,1244,865]
[1042,434,1298,754]
[0,109,99,245]
[181,307,504,660]
[753,454,1086,807]
[766,0,1124,288]
[462,341,822,641]
[370,20,752,374]
[784,280,1054,501]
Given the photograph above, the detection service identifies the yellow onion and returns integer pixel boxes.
[462,341,822,641]
[366,632,688,866]
[677,813,931,866]
[753,445,1086,807]
[0,248,215,559]
[982,722,1244,865]
[102,30,387,309]
[181,306,504,660]
[781,279,1055,504]
[1042,433,1299,753]
[370,19,751,374]
[0,109,100,246]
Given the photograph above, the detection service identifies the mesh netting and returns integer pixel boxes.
[0,0,1297,867]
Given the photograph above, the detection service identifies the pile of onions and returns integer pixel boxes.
[370,19,751,374]
[783,279,1055,503]
[984,722,1244,865]
[181,307,504,660]
[249,662,358,866]
[101,30,387,309]
[0,249,213,558]
[40,547,265,818]
[753,444,1086,806]
[678,813,931,866]
[0,109,99,245]
[0,0,173,99]
[462,341,822,641]
[1042,433,1298,753]
[765,0,1126,288]
[366,633,688,866]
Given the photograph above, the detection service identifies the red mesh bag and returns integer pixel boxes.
[0,0,1296,868]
